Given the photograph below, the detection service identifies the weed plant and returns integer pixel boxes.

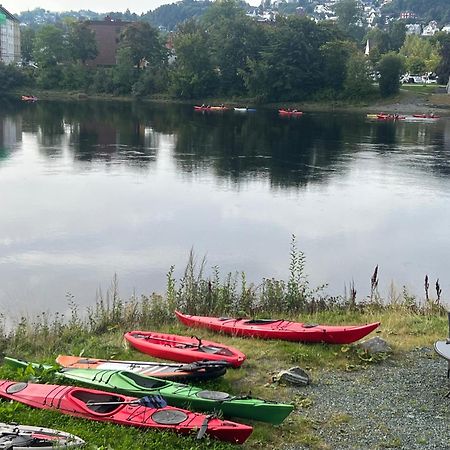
[0,235,448,449]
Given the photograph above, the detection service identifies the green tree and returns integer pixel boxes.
[387,20,406,52]
[20,27,35,63]
[243,16,335,101]
[320,40,355,94]
[68,22,98,64]
[112,47,135,94]
[334,0,365,42]
[33,25,68,88]
[169,20,217,98]
[202,0,261,95]
[434,32,450,84]
[33,25,68,66]
[0,63,27,94]
[343,51,374,99]
[119,21,167,69]
[378,52,404,97]
[399,34,440,74]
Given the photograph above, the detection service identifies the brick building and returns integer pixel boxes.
[85,16,131,66]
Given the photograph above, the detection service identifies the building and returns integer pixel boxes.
[405,24,422,35]
[85,16,131,67]
[422,20,438,36]
[0,5,20,64]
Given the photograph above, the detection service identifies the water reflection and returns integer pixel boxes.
[1,100,450,315]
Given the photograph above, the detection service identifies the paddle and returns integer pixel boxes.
[86,394,168,408]
[133,334,226,354]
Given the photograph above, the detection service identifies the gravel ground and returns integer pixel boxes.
[286,348,450,450]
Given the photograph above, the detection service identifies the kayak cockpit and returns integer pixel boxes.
[70,390,125,414]
[119,371,168,389]
[243,319,280,325]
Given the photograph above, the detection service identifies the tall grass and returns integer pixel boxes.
[0,235,446,357]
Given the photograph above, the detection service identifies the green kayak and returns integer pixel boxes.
[4,357,293,425]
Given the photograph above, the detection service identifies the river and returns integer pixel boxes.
[1,100,449,315]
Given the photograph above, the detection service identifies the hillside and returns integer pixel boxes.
[382,0,450,25]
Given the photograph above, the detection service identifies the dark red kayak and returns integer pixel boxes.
[175,311,380,344]
[0,380,252,444]
[124,331,246,367]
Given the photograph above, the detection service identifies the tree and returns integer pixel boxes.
[387,20,406,52]
[119,22,167,69]
[334,0,365,42]
[33,25,68,66]
[112,47,135,94]
[33,25,68,88]
[243,16,338,101]
[202,0,262,95]
[343,51,374,99]
[21,27,35,63]
[320,40,355,94]
[169,20,218,98]
[434,32,450,84]
[68,22,98,64]
[399,35,440,74]
[378,52,404,97]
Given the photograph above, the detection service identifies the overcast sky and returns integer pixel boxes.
[5,0,259,15]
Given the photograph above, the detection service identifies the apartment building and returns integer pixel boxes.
[0,4,20,64]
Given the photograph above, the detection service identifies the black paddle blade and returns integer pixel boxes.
[196,416,210,440]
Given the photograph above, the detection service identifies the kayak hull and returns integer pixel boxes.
[278,109,303,116]
[0,380,252,444]
[124,331,246,367]
[175,311,380,344]
[54,355,227,381]
[194,106,228,111]
[0,423,84,449]
[5,358,292,424]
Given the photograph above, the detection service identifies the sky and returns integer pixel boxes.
[5,0,259,15]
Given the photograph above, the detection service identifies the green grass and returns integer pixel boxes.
[0,239,447,448]
[0,308,446,449]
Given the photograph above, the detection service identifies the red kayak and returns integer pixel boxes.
[194,106,228,111]
[0,380,252,444]
[412,113,440,119]
[124,331,246,367]
[278,109,303,116]
[175,311,380,344]
[377,114,405,121]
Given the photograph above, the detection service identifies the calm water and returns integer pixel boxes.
[1,99,450,316]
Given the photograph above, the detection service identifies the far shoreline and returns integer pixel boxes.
[13,86,450,115]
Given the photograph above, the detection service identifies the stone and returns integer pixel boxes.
[273,366,310,386]
[358,336,392,354]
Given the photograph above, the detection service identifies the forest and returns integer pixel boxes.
[2,0,450,102]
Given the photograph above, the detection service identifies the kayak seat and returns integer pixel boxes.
[302,323,318,328]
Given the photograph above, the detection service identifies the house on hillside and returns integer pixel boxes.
[405,24,421,35]
[85,16,131,67]
[0,5,20,64]
[422,21,439,36]
[441,24,450,33]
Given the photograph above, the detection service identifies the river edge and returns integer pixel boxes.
[15,87,450,115]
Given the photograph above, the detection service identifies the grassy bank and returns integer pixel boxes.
[0,240,447,448]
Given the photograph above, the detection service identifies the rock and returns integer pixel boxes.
[358,336,392,354]
[273,366,310,386]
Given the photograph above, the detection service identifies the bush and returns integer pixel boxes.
[378,52,404,97]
